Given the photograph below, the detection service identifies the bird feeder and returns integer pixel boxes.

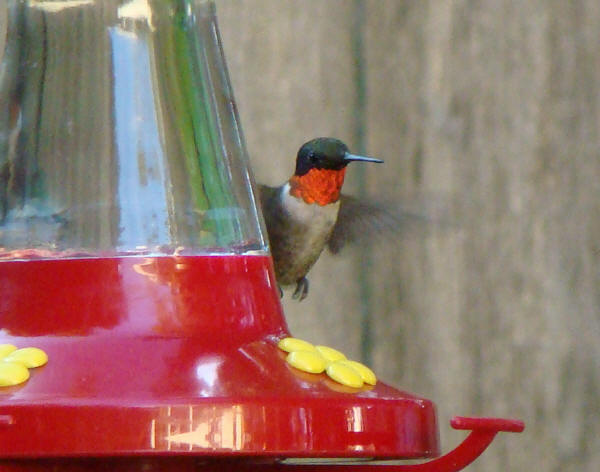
[0,1,523,470]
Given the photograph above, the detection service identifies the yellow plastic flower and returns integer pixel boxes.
[0,344,48,387]
[277,337,377,389]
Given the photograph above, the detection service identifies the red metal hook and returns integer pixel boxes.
[273,416,525,472]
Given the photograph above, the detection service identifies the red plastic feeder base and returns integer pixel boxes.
[0,255,524,470]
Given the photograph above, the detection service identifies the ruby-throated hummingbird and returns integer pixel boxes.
[259,137,384,301]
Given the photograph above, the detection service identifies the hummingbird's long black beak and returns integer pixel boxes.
[343,152,384,164]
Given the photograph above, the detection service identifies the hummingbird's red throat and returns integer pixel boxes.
[289,168,346,205]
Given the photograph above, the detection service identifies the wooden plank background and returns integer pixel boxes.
[0,1,598,470]
[217,1,600,471]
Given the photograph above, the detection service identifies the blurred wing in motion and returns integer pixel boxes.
[327,194,434,254]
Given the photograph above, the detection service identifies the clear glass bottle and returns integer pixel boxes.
[0,0,265,257]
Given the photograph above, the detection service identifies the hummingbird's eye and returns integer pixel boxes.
[309,153,318,163]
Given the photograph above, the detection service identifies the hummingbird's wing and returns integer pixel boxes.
[257,183,286,239]
[327,194,430,254]
[258,184,277,201]
[257,184,279,218]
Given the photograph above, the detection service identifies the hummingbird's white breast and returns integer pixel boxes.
[275,183,340,285]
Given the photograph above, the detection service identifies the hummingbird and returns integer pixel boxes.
[259,137,384,301]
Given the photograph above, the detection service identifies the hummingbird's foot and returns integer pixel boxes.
[278,285,283,298]
[292,277,309,301]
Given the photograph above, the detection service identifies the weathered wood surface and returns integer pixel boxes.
[218,1,600,471]
[0,0,598,469]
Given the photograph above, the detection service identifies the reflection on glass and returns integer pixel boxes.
[0,0,265,258]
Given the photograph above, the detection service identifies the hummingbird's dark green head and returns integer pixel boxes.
[295,137,383,176]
